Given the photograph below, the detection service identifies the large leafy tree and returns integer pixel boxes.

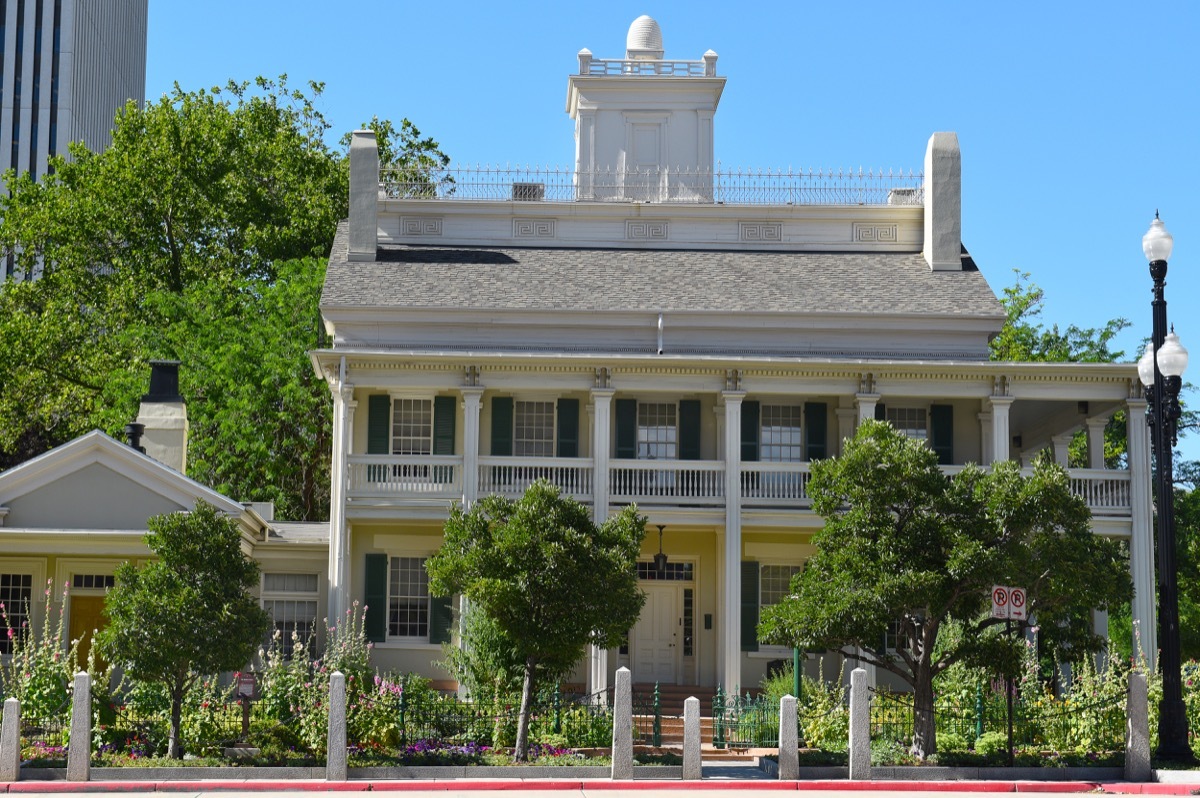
[99,501,269,759]
[0,77,448,518]
[427,481,646,761]
[759,421,1132,758]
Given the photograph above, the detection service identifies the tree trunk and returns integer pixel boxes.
[169,684,185,760]
[910,663,936,759]
[513,657,537,761]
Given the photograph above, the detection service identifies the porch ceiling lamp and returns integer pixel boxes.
[654,525,668,575]
[1140,212,1192,762]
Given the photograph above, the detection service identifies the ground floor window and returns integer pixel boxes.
[0,573,33,655]
[389,556,430,639]
[759,564,801,609]
[262,572,319,654]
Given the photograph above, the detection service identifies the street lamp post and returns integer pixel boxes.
[1138,213,1192,761]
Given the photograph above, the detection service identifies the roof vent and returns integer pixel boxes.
[124,422,146,453]
[626,15,664,60]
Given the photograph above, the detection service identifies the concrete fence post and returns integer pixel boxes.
[327,671,347,782]
[778,694,798,780]
[848,667,870,780]
[682,696,701,780]
[67,672,90,782]
[1,697,20,782]
[1125,670,1151,782]
[611,667,633,780]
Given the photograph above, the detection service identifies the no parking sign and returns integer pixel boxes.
[991,585,1027,620]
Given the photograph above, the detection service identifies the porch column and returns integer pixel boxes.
[1086,416,1109,469]
[1126,398,1157,669]
[722,390,745,694]
[589,388,616,695]
[989,397,1014,463]
[328,381,355,623]
[460,388,484,508]
[978,411,994,465]
[836,406,857,455]
[855,393,879,425]
[1051,433,1073,467]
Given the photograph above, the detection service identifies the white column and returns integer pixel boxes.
[461,388,484,508]
[722,391,745,694]
[588,388,615,696]
[327,382,355,623]
[1086,416,1109,469]
[978,411,994,465]
[1126,398,1157,669]
[836,407,857,455]
[855,393,879,425]
[1051,433,1073,467]
[989,397,1014,463]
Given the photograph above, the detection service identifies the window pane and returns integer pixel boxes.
[637,403,677,460]
[514,400,555,457]
[760,565,801,608]
[761,405,803,462]
[393,399,433,455]
[886,407,927,441]
[0,573,33,655]
[264,599,318,656]
[388,557,430,638]
[264,573,319,593]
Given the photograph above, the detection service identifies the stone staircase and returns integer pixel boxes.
[630,683,759,760]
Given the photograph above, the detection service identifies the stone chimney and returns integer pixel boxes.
[348,130,379,262]
[923,132,962,271]
[135,360,188,473]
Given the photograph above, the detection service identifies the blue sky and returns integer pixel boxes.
[148,1,1200,465]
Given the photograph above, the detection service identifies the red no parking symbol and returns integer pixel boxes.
[1010,587,1027,620]
[991,585,1010,619]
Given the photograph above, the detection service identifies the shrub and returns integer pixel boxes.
[974,730,1009,757]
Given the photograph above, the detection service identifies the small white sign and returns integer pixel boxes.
[991,585,1010,619]
[1009,587,1027,620]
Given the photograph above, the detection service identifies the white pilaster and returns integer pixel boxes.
[1051,433,1073,467]
[836,407,857,456]
[588,388,616,695]
[1086,417,1109,469]
[461,388,484,508]
[855,393,879,425]
[978,411,994,465]
[989,397,1014,463]
[1126,398,1157,669]
[327,382,355,623]
[722,391,745,694]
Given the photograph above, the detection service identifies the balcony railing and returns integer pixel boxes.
[380,164,924,206]
[345,455,1132,517]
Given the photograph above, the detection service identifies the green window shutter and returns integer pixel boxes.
[875,403,886,422]
[433,396,456,455]
[615,399,638,459]
[930,404,954,465]
[679,400,701,461]
[429,595,454,644]
[367,395,391,454]
[741,561,760,652]
[364,553,388,643]
[740,401,760,462]
[805,402,827,461]
[556,398,579,458]
[491,396,513,456]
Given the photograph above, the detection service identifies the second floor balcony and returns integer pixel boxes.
[345,454,1133,519]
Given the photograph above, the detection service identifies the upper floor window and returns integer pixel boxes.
[886,407,928,441]
[638,402,677,460]
[878,404,953,465]
[514,400,555,457]
[760,405,803,462]
[366,394,456,462]
[392,398,433,455]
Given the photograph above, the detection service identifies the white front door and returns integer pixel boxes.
[632,583,679,684]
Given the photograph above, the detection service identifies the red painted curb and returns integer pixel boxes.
[1013,783,1101,793]
[7,784,153,793]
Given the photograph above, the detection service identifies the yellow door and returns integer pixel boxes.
[69,595,108,668]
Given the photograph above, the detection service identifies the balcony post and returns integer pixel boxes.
[461,388,484,508]
[1086,416,1109,469]
[854,393,879,426]
[1126,397,1158,669]
[1051,433,1073,467]
[722,390,745,695]
[588,387,616,696]
[328,380,355,624]
[989,396,1014,464]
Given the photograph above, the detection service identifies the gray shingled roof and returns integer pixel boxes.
[322,223,1004,318]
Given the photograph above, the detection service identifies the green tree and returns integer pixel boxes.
[990,270,1129,364]
[99,501,269,759]
[758,421,1132,758]
[426,481,646,761]
[0,76,449,518]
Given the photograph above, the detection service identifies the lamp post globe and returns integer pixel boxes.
[1142,214,1192,762]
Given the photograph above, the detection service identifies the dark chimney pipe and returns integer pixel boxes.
[144,360,184,403]
[124,422,146,453]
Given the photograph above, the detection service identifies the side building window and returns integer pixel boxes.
[0,573,33,655]
[363,554,452,646]
[262,573,319,654]
[740,562,801,652]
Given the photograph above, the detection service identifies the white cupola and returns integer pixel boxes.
[566,16,725,201]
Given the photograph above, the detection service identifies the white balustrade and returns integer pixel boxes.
[477,457,594,501]
[347,455,462,498]
[739,461,811,506]
[608,459,725,505]
[1067,468,1132,515]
